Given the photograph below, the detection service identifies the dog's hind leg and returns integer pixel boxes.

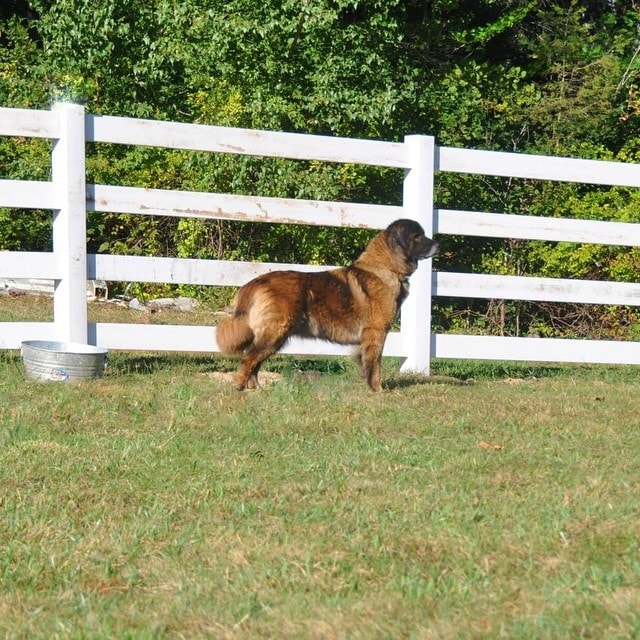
[236,343,277,390]
[235,331,289,390]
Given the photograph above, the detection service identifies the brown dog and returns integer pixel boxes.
[216,219,440,391]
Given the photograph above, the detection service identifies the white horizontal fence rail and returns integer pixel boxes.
[86,114,409,167]
[1,103,640,370]
[0,180,57,209]
[435,209,640,246]
[438,146,640,187]
[0,106,61,138]
[87,184,402,228]
[435,272,640,306]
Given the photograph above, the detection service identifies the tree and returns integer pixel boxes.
[2,0,640,335]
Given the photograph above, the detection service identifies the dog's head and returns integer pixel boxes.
[386,219,440,271]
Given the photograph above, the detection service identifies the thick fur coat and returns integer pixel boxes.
[216,219,440,391]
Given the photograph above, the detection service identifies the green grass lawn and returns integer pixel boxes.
[1,298,640,638]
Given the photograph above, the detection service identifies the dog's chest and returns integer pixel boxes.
[398,277,410,305]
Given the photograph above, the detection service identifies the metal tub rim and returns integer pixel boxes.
[21,340,109,382]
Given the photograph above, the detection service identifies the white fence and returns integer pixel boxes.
[2,102,640,372]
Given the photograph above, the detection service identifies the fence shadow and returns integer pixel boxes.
[384,374,472,390]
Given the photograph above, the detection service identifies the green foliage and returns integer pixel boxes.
[2,1,640,335]
[0,208,51,251]
[0,136,52,251]
[521,3,624,155]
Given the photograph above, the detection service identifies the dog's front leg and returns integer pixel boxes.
[360,328,386,392]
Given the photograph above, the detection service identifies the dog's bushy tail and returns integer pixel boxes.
[216,315,254,355]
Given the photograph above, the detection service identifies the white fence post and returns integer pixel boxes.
[52,102,88,344]
[400,135,436,374]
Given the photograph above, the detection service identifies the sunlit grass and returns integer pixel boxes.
[1,297,640,638]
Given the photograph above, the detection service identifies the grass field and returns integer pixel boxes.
[1,296,640,639]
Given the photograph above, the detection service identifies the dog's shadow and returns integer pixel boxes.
[384,374,473,390]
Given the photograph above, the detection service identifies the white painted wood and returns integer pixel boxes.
[0,318,404,356]
[52,103,88,344]
[87,183,402,229]
[0,107,60,138]
[87,114,409,168]
[88,254,335,286]
[283,332,405,357]
[90,324,405,356]
[436,209,640,246]
[433,333,640,365]
[438,146,640,187]
[435,272,640,306]
[90,323,216,351]
[0,252,58,279]
[0,180,57,210]
[400,135,436,374]
[0,323,56,349]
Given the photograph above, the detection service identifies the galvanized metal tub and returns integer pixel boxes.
[21,340,108,382]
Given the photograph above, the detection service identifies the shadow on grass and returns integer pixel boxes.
[104,353,351,378]
[10,347,633,387]
[384,374,473,390]
[104,353,228,377]
[431,359,570,381]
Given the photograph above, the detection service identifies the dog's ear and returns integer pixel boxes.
[385,219,425,253]
[386,223,408,253]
